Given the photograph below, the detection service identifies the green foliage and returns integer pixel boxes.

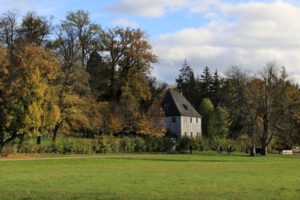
[199,98,215,137]
[17,136,175,155]
[176,60,199,108]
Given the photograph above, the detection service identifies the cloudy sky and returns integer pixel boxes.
[1,0,300,83]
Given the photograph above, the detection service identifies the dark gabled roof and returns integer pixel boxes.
[161,89,201,118]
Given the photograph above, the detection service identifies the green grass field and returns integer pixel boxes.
[0,152,299,200]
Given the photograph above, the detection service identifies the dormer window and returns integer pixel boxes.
[182,104,188,110]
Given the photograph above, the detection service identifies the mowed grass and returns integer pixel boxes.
[0,152,299,200]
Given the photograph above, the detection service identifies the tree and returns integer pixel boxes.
[17,12,52,46]
[49,11,101,143]
[0,44,59,152]
[100,27,157,102]
[226,64,300,156]
[211,70,225,106]
[200,66,213,100]
[176,60,199,108]
[0,10,18,66]
[87,51,111,101]
[61,10,100,69]
[198,98,215,138]
[257,64,300,155]
[214,106,231,138]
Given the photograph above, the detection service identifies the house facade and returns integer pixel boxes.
[161,90,202,138]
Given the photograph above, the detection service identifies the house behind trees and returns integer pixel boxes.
[162,90,202,138]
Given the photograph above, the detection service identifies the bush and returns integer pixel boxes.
[16,135,207,155]
[120,137,135,153]
[178,136,193,152]
[1,145,16,156]
[18,141,37,153]
[134,137,146,152]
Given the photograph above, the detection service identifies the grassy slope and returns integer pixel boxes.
[0,153,299,200]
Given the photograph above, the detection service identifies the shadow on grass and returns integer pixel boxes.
[106,154,255,163]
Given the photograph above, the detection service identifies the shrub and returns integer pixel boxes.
[178,136,193,152]
[120,137,135,153]
[134,137,146,152]
[1,145,16,156]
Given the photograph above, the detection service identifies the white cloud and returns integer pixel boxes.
[153,1,300,83]
[107,0,189,17]
[113,18,139,28]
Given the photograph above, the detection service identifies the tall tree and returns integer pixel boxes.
[17,12,52,46]
[61,10,100,69]
[100,27,157,101]
[87,51,111,100]
[226,64,300,156]
[176,60,199,108]
[0,10,18,66]
[199,98,215,138]
[0,45,58,151]
[200,66,213,100]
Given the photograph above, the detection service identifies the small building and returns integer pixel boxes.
[161,89,202,138]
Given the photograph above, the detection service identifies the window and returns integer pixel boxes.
[190,132,193,137]
[172,117,176,123]
[190,117,192,123]
[196,118,198,123]
[182,104,188,110]
[184,132,187,136]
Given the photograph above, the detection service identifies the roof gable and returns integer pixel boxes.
[161,90,201,118]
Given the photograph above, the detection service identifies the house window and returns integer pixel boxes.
[190,132,193,137]
[183,104,188,110]
[196,118,198,123]
[184,132,187,136]
[172,117,176,123]
[190,117,192,123]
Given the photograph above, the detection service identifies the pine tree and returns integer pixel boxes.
[200,66,213,101]
[176,59,199,108]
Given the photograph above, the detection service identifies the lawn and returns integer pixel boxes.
[0,152,299,200]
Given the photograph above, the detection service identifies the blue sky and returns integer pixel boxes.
[1,0,300,84]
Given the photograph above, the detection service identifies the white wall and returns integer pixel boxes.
[165,116,202,138]
[180,116,202,138]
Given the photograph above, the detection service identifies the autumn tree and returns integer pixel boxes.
[0,45,58,152]
[17,12,52,46]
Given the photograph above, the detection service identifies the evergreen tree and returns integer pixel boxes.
[211,70,222,106]
[176,59,199,108]
[87,51,111,101]
[200,66,213,101]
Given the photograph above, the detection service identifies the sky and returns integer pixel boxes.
[1,0,300,84]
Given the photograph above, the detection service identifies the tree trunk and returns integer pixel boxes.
[36,135,41,145]
[0,143,4,156]
[17,134,25,152]
[261,145,268,156]
[250,143,256,156]
[52,122,61,144]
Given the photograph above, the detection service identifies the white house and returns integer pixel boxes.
[161,90,202,138]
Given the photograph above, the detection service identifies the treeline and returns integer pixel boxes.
[0,9,299,156]
[176,61,300,155]
[0,10,167,153]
